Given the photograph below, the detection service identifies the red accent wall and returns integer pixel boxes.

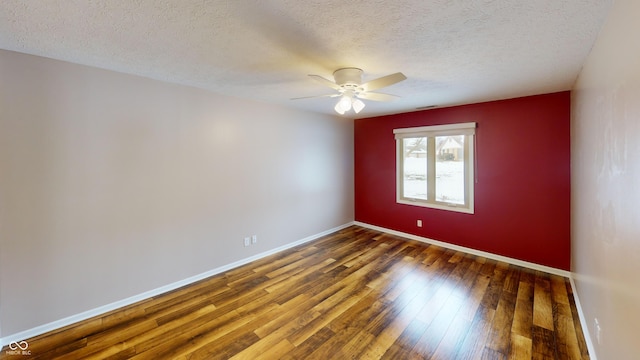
[354,92,571,270]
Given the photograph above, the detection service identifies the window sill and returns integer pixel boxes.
[397,198,474,214]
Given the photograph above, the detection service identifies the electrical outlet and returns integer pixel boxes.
[244,237,251,247]
[251,235,257,244]
[417,220,422,227]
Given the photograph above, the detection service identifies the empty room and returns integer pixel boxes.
[1,1,638,359]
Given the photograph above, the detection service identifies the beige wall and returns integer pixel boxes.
[571,0,640,358]
[0,50,354,337]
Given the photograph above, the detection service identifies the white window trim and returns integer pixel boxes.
[394,122,476,214]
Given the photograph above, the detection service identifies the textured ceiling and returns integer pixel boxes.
[0,1,612,118]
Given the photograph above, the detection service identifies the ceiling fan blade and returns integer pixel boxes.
[308,74,342,90]
[357,92,399,102]
[290,94,340,100]
[361,72,407,92]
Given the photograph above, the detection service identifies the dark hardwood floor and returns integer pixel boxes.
[1,226,589,359]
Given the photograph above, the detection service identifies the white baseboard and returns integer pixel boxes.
[0,222,355,347]
[354,221,571,277]
[569,276,598,360]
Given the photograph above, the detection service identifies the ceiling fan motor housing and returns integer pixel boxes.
[333,68,363,88]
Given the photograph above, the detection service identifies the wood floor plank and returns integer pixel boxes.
[430,304,472,359]
[380,318,429,359]
[553,302,583,360]
[511,269,535,339]
[566,281,591,359]
[509,333,533,360]
[534,272,555,331]
[458,272,492,321]
[1,226,591,360]
[550,275,570,305]
[286,283,374,347]
[485,282,518,356]
[532,325,558,358]
[252,293,312,338]
[25,319,100,359]
[360,257,457,358]
[187,327,261,360]
[279,327,335,360]
[409,292,465,358]
[452,254,487,300]
[130,306,261,359]
[482,347,508,360]
[454,305,497,360]
[480,263,508,310]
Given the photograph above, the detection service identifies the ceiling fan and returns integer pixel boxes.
[293,68,407,114]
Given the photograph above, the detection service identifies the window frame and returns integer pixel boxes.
[394,122,476,214]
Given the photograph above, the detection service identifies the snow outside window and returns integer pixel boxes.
[394,122,476,214]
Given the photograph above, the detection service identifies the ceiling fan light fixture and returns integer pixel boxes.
[334,101,346,114]
[352,99,365,113]
[338,95,352,112]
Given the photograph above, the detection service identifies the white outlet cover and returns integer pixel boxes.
[244,237,251,247]
[251,235,257,244]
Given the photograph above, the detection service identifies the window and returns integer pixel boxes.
[394,122,476,214]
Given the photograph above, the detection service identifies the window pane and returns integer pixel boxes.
[403,137,427,200]
[435,136,465,204]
